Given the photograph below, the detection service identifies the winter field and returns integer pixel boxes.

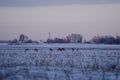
[0,44,120,80]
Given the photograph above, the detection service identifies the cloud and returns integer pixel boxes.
[0,0,120,7]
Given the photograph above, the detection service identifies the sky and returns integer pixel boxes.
[0,0,120,41]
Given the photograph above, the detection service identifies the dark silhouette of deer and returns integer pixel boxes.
[57,48,65,51]
[72,48,74,51]
[34,48,38,52]
[49,48,53,51]
[25,48,29,53]
[62,48,65,51]
[71,48,79,51]
[76,48,79,51]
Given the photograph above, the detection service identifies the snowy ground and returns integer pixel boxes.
[0,44,120,80]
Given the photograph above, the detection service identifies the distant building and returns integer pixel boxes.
[66,34,82,43]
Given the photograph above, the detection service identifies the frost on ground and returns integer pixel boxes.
[0,44,120,80]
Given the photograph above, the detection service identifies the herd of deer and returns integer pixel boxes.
[25,48,79,52]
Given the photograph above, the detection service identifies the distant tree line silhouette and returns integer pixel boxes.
[46,38,69,43]
[0,34,120,45]
[8,34,39,45]
[91,35,120,44]
[46,34,82,43]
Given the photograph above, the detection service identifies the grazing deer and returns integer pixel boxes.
[25,48,29,52]
[61,48,65,51]
[57,48,65,51]
[71,48,78,51]
[34,48,38,52]
[76,48,79,51]
[49,48,53,51]
[72,48,74,51]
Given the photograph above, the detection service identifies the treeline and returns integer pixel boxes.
[8,34,39,45]
[0,34,120,45]
[91,35,120,44]
[46,34,82,43]
[45,38,69,43]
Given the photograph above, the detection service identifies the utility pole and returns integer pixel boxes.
[49,32,51,40]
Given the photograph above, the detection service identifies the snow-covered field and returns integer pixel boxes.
[0,44,120,80]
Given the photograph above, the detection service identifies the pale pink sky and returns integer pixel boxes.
[0,1,120,41]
